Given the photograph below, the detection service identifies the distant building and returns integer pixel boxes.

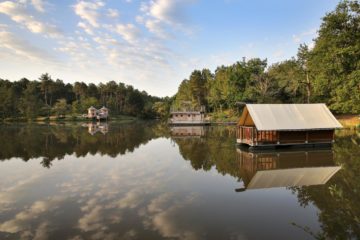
[87,106,97,118]
[169,106,209,125]
[87,106,109,120]
[236,104,342,149]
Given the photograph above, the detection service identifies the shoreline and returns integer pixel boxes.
[1,114,359,129]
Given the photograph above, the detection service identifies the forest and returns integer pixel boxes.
[0,75,164,120]
[0,0,359,121]
[172,0,360,117]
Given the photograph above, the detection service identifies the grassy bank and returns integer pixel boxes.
[208,112,360,129]
[336,115,360,129]
[208,110,239,124]
[1,114,138,123]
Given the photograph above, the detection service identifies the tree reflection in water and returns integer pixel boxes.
[172,126,360,239]
[289,131,360,239]
[0,122,169,167]
[0,124,359,239]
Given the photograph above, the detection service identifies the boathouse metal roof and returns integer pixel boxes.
[239,104,342,131]
[247,166,341,189]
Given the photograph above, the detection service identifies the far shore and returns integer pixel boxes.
[1,114,359,129]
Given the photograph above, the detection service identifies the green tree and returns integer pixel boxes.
[297,44,312,103]
[53,98,68,117]
[309,0,360,113]
[18,82,43,119]
[39,73,52,106]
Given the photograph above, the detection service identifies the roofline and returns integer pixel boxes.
[236,125,341,131]
[239,103,342,130]
[245,103,327,105]
[170,111,204,114]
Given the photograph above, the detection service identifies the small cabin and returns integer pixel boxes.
[87,106,109,120]
[88,106,97,118]
[169,106,209,125]
[98,106,109,119]
[236,104,342,148]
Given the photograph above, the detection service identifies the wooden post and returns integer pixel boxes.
[252,127,255,146]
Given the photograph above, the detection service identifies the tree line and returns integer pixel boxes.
[0,74,164,120]
[172,0,360,115]
[0,1,358,120]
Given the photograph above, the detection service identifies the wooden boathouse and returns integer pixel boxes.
[236,104,342,148]
[169,106,210,125]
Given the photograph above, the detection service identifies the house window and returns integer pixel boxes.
[180,115,183,117]
[188,114,190,117]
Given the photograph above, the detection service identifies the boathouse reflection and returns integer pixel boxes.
[235,148,341,191]
[170,126,207,139]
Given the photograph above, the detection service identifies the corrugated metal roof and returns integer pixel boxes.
[247,166,341,189]
[245,104,342,131]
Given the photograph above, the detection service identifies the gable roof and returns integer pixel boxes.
[247,166,341,189]
[238,104,342,131]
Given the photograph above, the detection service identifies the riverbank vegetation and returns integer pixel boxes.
[0,75,164,121]
[0,1,358,123]
[172,1,359,118]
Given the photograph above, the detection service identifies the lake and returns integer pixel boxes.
[0,122,359,240]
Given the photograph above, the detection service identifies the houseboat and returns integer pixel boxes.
[169,106,210,125]
[236,104,342,149]
[87,106,109,121]
[235,147,341,191]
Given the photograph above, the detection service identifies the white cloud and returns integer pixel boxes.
[145,193,200,240]
[292,28,317,44]
[148,0,191,24]
[73,1,105,28]
[292,34,301,44]
[115,23,140,43]
[0,1,61,38]
[0,196,65,233]
[140,0,196,38]
[273,50,284,58]
[145,19,171,39]
[107,8,119,18]
[0,30,56,62]
[33,222,50,240]
[78,21,94,35]
[31,0,45,12]
[117,189,144,209]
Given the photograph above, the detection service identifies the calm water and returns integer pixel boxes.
[0,122,359,240]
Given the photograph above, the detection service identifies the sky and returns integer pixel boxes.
[0,0,339,97]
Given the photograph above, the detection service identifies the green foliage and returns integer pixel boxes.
[53,99,69,116]
[1,1,359,118]
[171,0,359,115]
[309,0,360,113]
[152,99,172,119]
[0,75,164,120]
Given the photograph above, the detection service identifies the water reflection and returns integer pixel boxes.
[0,123,359,239]
[83,122,109,135]
[0,122,168,166]
[235,148,341,191]
[170,126,206,138]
